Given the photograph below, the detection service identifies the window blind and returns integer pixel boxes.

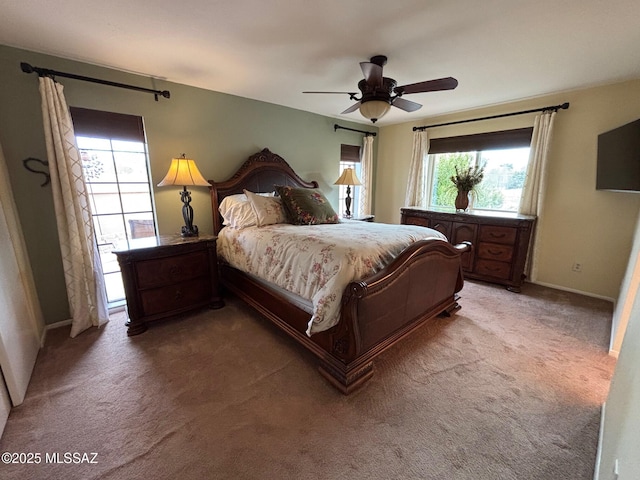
[340,144,361,163]
[429,127,533,154]
[70,107,145,143]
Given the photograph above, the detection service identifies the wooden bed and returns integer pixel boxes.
[210,148,470,394]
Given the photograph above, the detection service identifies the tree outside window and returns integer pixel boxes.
[428,129,531,213]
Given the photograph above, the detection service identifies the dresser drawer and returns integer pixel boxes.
[140,277,212,316]
[475,259,512,280]
[135,250,209,288]
[402,215,451,239]
[477,242,514,262]
[403,216,430,227]
[478,225,517,245]
[429,220,452,239]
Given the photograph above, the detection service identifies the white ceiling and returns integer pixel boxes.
[2,0,640,126]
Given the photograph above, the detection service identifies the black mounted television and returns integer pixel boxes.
[596,118,640,192]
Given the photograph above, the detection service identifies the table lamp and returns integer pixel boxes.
[158,154,210,237]
[334,167,362,218]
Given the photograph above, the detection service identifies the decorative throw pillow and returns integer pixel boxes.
[275,186,339,225]
[244,190,287,226]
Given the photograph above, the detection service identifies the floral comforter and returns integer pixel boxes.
[217,220,446,336]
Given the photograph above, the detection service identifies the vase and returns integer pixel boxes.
[455,190,470,211]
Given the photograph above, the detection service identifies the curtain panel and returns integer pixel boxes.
[518,111,557,281]
[359,135,374,216]
[38,77,109,337]
[405,130,430,207]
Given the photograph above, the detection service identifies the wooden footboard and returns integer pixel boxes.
[220,239,470,394]
[316,239,470,394]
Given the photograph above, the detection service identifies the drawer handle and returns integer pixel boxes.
[174,289,183,300]
[488,249,503,255]
[489,232,506,238]
[485,266,502,272]
[169,266,180,276]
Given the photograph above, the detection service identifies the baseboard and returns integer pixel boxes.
[530,280,615,303]
[532,280,618,360]
[45,319,73,329]
[40,319,72,348]
[593,402,606,480]
[39,310,121,347]
[109,304,126,314]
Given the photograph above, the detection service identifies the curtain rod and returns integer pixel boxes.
[334,124,377,137]
[20,62,171,101]
[413,102,569,131]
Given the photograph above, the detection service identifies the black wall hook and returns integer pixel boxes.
[23,157,50,187]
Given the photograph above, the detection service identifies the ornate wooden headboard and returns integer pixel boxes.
[209,148,319,235]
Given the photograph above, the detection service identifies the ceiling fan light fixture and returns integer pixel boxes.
[303,56,457,121]
[359,100,391,123]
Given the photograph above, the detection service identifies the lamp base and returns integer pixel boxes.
[180,187,199,237]
[344,185,352,217]
[181,225,199,237]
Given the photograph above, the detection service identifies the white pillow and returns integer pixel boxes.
[244,190,287,226]
[219,194,255,229]
[218,193,248,217]
[219,192,276,229]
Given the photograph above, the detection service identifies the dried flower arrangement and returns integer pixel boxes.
[450,165,485,191]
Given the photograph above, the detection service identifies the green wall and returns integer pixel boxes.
[0,44,377,325]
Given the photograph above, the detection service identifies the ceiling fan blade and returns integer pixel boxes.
[392,97,422,112]
[341,101,361,114]
[360,62,383,87]
[303,91,358,95]
[395,77,458,95]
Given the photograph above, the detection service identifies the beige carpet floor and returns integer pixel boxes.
[0,280,616,480]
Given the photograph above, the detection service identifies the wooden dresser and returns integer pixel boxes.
[114,234,223,335]
[401,208,536,292]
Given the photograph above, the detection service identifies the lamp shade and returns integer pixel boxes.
[334,167,362,186]
[359,100,391,122]
[157,156,210,187]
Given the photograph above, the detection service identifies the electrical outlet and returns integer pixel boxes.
[572,262,583,273]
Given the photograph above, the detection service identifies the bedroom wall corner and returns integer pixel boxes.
[374,122,414,224]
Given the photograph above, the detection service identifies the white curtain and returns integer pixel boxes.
[518,111,556,281]
[405,130,430,207]
[359,135,374,216]
[38,76,109,337]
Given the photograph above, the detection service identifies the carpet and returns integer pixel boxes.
[0,280,616,479]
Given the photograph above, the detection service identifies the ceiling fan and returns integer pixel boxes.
[304,55,458,123]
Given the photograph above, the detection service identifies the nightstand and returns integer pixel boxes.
[114,234,224,336]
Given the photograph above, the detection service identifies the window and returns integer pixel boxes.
[71,108,156,306]
[338,144,362,217]
[428,128,532,213]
